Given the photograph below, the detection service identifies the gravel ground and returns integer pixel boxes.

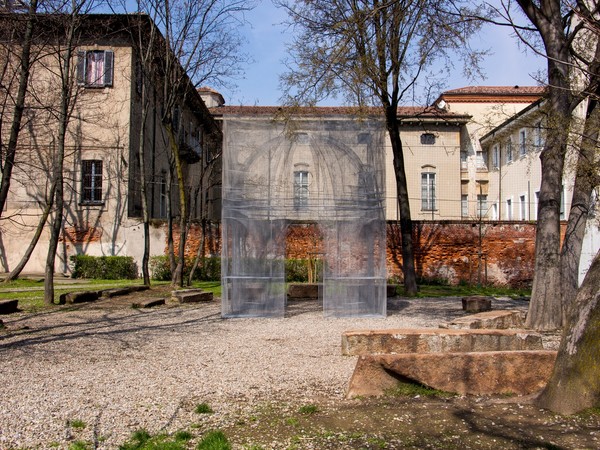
[0,296,545,448]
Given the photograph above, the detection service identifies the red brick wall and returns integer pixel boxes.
[177,220,564,288]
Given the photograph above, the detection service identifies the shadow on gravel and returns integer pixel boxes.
[0,307,222,352]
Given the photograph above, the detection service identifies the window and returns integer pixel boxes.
[492,203,498,220]
[461,195,468,218]
[535,121,544,148]
[506,139,513,163]
[506,198,513,220]
[519,129,527,157]
[560,185,566,220]
[460,152,467,170]
[477,194,487,218]
[77,50,114,87]
[159,172,167,218]
[476,150,487,170]
[520,194,527,220]
[492,144,499,169]
[420,133,436,145]
[81,160,102,203]
[421,172,436,210]
[535,191,540,219]
[294,170,309,209]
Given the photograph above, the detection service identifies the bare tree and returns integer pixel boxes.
[0,0,39,216]
[276,0,483,295]
[117,0,249,287]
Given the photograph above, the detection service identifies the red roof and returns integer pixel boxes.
[438,86,545,104]
[209,105,470,122]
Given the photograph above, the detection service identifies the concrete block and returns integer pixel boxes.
[132,298,166,308]
[443,310,526,329]
[462,295,492,312]
[288,283,320,300]
[172,290,213,303]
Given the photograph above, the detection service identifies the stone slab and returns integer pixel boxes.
[0,299,18,314]
[346,350,557,398]
[462,295,492,312]
[172,290,213,303]
[342,328,543,356]
[101,285,150,298]
[442,310,526,329]
[288,283,320,300]
[132,298,166,308]
[60,290,101,304]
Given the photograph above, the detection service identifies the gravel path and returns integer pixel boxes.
[0,296,533,448]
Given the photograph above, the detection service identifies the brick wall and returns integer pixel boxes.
[178,220,558,288]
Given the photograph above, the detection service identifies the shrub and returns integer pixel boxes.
[71,255,137,279]
[149,255,221,282]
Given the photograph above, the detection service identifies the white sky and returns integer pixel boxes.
[218,0,546,107]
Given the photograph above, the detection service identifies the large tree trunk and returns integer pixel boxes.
[385,107,418,295]
[536,250,600,414]
[138,85,151,285]
[560,98,600,323]
[521,0,574,330]
[0,0,38,216]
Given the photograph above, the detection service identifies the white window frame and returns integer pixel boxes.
[506,139,513,163]
[520,194,527,220]
[294,170,309,209]
[492,144,499,169]
[535,121,544,148]
[461,194,468,218]
[519,129,527,157]
[506,197,513,220]
[477,194,488,218]
[421,172,436,211]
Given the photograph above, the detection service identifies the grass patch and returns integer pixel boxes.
[385,381,456,398]
[197,430,231,450]
[68,441,91,450]
[298,404,319,415]
[118,428,192,450]
[195,402,214,414]
[69,419,87,429]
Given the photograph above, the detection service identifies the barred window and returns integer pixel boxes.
[82,160,103,203]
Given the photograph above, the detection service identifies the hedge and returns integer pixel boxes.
[70,255,138,279]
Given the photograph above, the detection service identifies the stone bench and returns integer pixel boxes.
[462,295,492,312]
[59,290,101,305]
[287,283,320,300]
[441,310,526,330]
[100,285,149,298]
[0,299,19,314]
[346,351,557,398]
[342,328,543,356]
[172,289,213,303]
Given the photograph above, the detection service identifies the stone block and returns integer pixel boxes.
[60,290,101,304]
[341,328,543,356]
[346,350,557,398]
[462,295,492,312]
[443,310,526,330]
[288,283,320,300]
[0,299,18,314]
[172,290,213,303]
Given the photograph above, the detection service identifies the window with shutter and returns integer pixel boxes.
[81,160,103,203]
[76,50,114,87]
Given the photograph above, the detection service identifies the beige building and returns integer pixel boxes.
[0,14,220,274]
[435,86,545,219]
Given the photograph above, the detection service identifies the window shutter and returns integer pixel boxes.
[76,50,86,85]
[103,50,114,86]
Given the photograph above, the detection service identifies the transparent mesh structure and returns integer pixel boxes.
[222,116,386,318]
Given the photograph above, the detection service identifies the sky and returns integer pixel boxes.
[218,1,547,107]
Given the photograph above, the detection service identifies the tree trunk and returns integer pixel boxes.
[536,250,600,414]
[385,107,418,295]
[138,84,151,285]
[0,0,38,216]
[166,124,187,287]
[523,3,573,330]
[4,179,56,282]
[559,98,600,323]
